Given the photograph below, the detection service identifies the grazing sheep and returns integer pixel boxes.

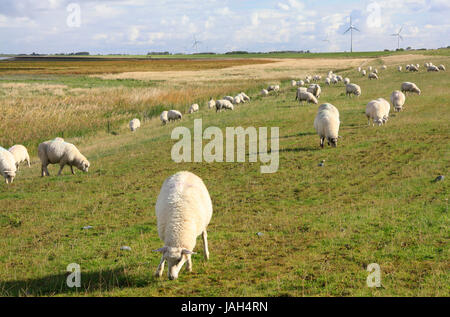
[307,84,321,98]
[373,69,378,74]
[361,70,367,76]
[313,75,322,81]
[296,90,318,105]
[297,80,305,86]
[129,118,141,132]
[331,76,338,84]
[154,171,212,280]
[378,98,391,124]
[8,145,30,169]
[215,100,234,112]
[416,64,420,69]
[314,103,340,148]
[365,98,390,126]
[261,89,269,96]
[345,83,361,97]
[223,96,234,103]
[406,64,410,71]
[368,72,379,80]
[166,110,182,122]
[0,147,17,184]
[207,98,215,109]
[160,111,169,125]
[427,65,439,72]
[291,80,297,87]
[391,90,406,112]
[344,77,350,85]
[357,67,362,72]
[240,92,250,102]
[401,82,421,95]
[267,85,280,92]
[409,65,419,72]
[325,77,331,86]
[188,104,199,114]
[336,75,343,82]
[438,64,445,71]
[398,66,402,72]
[38,140,90,177]
[382,65,387,70]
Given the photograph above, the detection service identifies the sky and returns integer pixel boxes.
[0,0,449,54]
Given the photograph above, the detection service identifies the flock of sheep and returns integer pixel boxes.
[0,59,444,281]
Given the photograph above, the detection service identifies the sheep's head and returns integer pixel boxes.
[4,170,15,184]
[154,246,195,280]
[327,137,338,147]
[78,160,90,172]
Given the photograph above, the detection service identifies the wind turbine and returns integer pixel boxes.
[192,35,202,53]
[343,16,360,53]
[391,26,404,50]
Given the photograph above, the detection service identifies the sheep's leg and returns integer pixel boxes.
[70,165,75,175]
[202,230,210,261]
[320,137,324,148]
[27,158,30,167]
[57,164,65,176]
[186,254,193,272]
[155,256,165,277]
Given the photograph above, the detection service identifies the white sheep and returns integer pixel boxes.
[223,96,234,103]
[345,83,361,97]
[438,64,445,71]
[129,118,141,132]
[373,69,378,74]
[240,92,250,102]
[401,82,421,95]
[296,91,318,105]
[188,104,199,114]
[168,110,183,121]
[160,111,168,125]
[215,100,234,112]
[154,171,212,280]
[331,76,338,84]
[291,80,297,87]
[8,145,30,169]
[427,65,439,72]
[368,72,379,80]
[398,66,402,72]
[344,77,350,85]
[297,80,305,86]
[382,65,387,70]
[325,77,331,86]
[267,85,280,92]
[391,90,406,112]
[361,70,367,76]
[409,65,419,72]
[261,89,269,96]
[357,67,362,72]
[38,140,90,177]
[365,98,390,126]
[314,103,340,148]
[207,99,215,109]
[233,95,242,105]
[307,84,321,98]
[0,147,17,184]
[368,66,373,72]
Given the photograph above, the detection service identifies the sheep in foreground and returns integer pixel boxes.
[215,100,234,112]
[261,89,269,96]
[129,118,141,132]
[401,82,421,95]
[8,145,30,169]
[160,111,168,125]
[314,103,340,148]
[307,84,321,98]
[154,171,213,280]
[345,83,361,97]
[427,65,439,72]
[0,147,16,184]
[188,104,199,114]
[207,98,215,109]
[168,110,183,121]
[38,140,90,177]
[368,72,378,80]
[365,98,390,126]
[438,64,446,71]
[391,90,406,112]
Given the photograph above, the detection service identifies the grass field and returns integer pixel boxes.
[0,51,448,296]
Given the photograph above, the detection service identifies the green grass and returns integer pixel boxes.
[0,57,449,296]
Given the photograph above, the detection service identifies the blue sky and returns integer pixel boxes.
[0,0,449,54]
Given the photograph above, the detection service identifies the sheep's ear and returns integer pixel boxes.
[181,249,196,255]
[153,247,168,253]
